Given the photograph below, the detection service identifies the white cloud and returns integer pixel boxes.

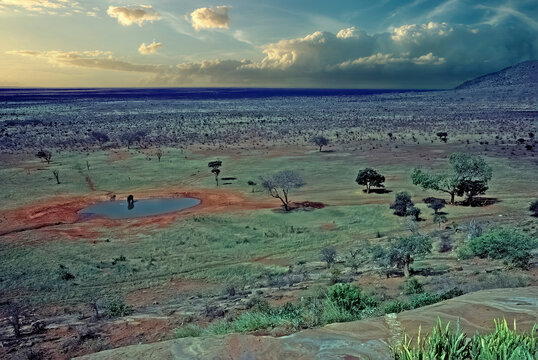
[6,20,537,88]
[107,5,161,26]
[189,6,230,31]
[0,0,77,13]
[336,27,363,39]
[138,41,162,55]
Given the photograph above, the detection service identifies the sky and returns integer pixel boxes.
[0,0,536,88]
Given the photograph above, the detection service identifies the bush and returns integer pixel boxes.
[384,300,410,314]
[408,292,443,309]
[403,278,424,295]
[327,283,377,314]
[104,298,132,318]
[174,324,203,338]
[460,228,537,269]
[394,319,537,360]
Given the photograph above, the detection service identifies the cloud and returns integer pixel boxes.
[7,19,538,88]
[138,41,162,55]
[189,6,230,31]
[0,0,77,12]
[107,5,161,26]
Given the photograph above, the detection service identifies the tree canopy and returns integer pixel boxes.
[356,168,385,193]
[412,153,492,204]
[374,234,432,277]
[261,170,306,211]
[311,135,329,152]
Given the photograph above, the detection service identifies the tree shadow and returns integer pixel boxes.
[320,149,336,153]
[457,197,500,207]
[363,188,392,194]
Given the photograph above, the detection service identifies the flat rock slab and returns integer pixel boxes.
[78,287,538,360]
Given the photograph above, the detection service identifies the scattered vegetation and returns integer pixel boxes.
[459,228,537,269]
[393,319,537,360]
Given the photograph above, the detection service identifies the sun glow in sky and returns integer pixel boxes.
[0,0,536,88]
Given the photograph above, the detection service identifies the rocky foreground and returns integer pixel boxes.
[78,286,537,360]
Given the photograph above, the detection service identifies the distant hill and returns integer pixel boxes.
[455,60,538,90]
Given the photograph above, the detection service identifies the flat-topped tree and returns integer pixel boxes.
[356,168,385,194]
[412,153,492,204]
[311,135,329,152]
[261,170,305,211]
[208,160,222,186]
[436,132,448,143]
[36,150,52,164]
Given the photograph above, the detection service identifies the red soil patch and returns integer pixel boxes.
[0,188,278,243]
[126,278,216,307]
[320,223,337,231]
[100,318,173,348]
[108,149,130,162]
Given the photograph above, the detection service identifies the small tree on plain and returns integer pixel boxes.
[311,135,329,152]
[427,198,446,214]
[384,235,432,277]
[390,192,414,216]
[433,214,448,228]
[407,206,421,221]
[529,200,538,216]
[52,170,60,184]
[247,180,257,192]
[321,246,336,268]
[155,148,163,162]
[208,160,222,186]
[36,150,52,164]
[356,168,385,193]
[261,170,306,211]
[436,132,448,143]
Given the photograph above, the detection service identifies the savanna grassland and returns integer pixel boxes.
[0,86,536,359]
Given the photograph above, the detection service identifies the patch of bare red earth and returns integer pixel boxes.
[0,188,278,243]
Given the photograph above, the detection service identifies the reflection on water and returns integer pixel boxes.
[79,197,200,219]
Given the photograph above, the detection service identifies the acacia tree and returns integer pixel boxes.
[356,168,385,193]
[374,235,432,277]
[426,198,446,214]
[311,135,329,152]
[390,192,414,216]
[411,153,492,204]
[261,170,306,211]
[36,150,52,164]
[436,132,448,143]
[208,160,222,186]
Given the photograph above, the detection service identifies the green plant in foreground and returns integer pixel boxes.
[393,318,537,360]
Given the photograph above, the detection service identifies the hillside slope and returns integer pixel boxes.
[455,60,538,90]
[78,286,538,360]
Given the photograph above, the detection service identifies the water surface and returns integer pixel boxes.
[79,197,200,219]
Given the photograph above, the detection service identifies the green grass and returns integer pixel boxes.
[393,319,537,360]
[0,146,536,307]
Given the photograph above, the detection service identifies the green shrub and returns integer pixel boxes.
[384,300,410,314]
[394,318,537,360]
[174,324,203,338]
[327,283,377,314]
[408,292,443,309]
[104,298,132,318]
[460,228,537,269]
[404,278,424,295]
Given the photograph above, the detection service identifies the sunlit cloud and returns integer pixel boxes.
[189,6,231,31]
[138,41,162,55]
[6,19,537,88]
[0,0,78,13]
[107,5,162,26]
